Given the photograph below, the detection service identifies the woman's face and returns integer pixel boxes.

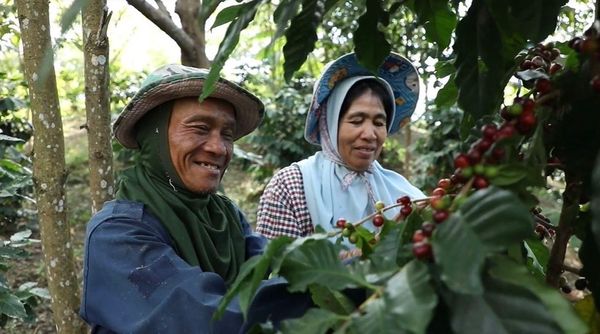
[337,90,387,172]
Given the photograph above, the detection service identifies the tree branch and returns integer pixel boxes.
[154,0,171,18]
[126,0,196,59]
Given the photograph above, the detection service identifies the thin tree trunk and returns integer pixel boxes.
[15,0,86,333]
[175,0,210,67]
[83,0,114,213]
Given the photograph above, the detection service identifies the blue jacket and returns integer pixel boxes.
[80,200,311,333]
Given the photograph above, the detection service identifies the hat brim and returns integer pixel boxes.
[305,52,420,145]
[114,74,264,149]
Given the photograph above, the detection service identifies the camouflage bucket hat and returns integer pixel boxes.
[305,52,420,145]
[113,64,265,149]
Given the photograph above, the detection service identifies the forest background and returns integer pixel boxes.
[0,0,599,332]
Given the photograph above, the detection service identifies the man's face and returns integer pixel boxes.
[168,97,235,194]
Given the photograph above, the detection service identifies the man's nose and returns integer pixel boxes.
[204,133,228,156]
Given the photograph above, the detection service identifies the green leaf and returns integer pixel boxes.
[433,215,485,294]
[0,134,24,143]
[432,187,533,294]
[308,285,355,315]
[0,97,26,112]
[523,239,549,281]
[353,0,391,74]
[411,0,457,51]
[453,2,513,120]
[10,230,31,243]
[349,298,408,334]
[280,308,346,334]
[278,238,373,292]
[487,256,588,334]
[446,268,566,334]
[369,222,402,273]
[60,0,90,33]
[282,0,325,82]
[574,296,600,334]
[202,0,262,100]
[434,77,457,108]
[0,291,27,319]
[271,0,301,44]
[435,60,456,78]
[212,2,257,29]
[489,163,528,186]
[214,236,292,319]
[383,261,438,334]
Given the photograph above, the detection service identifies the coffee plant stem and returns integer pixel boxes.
[546,179,582,287]
[535,90,561,105]
[533,213,556,230]
[561,263,581,275]
[357,287,384,313]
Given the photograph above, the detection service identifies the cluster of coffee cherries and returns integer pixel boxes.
[519,42,562,75]
[411,180,455,261]
[568,22,600,93]
[569,21,600,93]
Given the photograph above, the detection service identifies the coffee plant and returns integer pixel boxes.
[212,20,600,333]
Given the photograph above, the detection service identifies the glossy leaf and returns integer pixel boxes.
[282,0,325,82]
[214,236,292,319]
[202,0,262,100]
[0,291,27,319]
[489,164,528,186]
[353,0,390,74]
[280,308,346,334]
[432,187,533,293]
[60,0,90,33]
[383,260,438,334]
[523,239,549,281]
[278,238,372,292]
[308,285,355,315]
[0,97,26,112]
[446,269,565,334]
[453,2,512,123]
[271,0,301,44]
[411,0,457,51]
[349,298,408,334]
[488,256,587,334]
[0,134,24,143]
[434,77,457,108]
[212,2,259,29]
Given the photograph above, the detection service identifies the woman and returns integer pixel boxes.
[256,52,425,239]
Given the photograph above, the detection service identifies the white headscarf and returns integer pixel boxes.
[295,77,426,233]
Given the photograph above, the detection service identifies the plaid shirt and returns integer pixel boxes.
[256,165,314,238]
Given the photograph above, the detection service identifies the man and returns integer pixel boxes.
[80,65,310,333]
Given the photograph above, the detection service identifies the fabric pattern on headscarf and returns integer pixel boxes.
[296,77,426,234]
[115,103,245,285]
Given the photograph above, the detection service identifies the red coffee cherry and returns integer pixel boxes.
[412,229,426,243]
[437,178,451,190]
[397,195,411,206]
[412,241,433,260]
[400,205,413,217]
[336,218,347,228]
[454,153,470,169]
[433,210,450,224]
[373,214,384,227]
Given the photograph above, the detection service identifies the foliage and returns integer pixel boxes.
[206,0,600,332]
[0,95,34,234]
[216,188,587,333]
[0,230,50,327]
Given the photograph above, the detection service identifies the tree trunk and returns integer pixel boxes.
[83,0,115,213]
[175,0,210,67]
[127,0,221,68]
[15,1,86,333]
